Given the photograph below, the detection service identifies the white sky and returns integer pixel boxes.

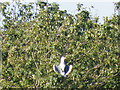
[48,0,119,2]
[0,0,119,24]
[0,0,119,3]
[58,2,118,23]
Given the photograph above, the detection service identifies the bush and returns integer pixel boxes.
[1,1,120,89]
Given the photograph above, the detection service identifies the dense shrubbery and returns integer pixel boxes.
[1,1,120,89]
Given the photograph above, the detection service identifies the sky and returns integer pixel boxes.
[57,2,117,23]
[0,0,119,2]
[0,0,119,24]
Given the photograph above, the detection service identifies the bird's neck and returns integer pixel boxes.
[60,59,65,64]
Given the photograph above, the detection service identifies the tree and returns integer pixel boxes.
[1,1,120,89]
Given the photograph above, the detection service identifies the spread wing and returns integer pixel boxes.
[53,65,61,73]
[64,65,72,75]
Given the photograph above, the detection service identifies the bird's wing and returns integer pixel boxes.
[53,65,60,73]
[65,65,72,75]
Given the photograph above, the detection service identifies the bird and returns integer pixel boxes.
[53,56,72,77]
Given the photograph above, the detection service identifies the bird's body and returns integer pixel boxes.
[53,56,72,77]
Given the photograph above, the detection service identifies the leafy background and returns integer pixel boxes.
[0,1,120,89]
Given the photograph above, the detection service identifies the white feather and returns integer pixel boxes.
[53,56,72,77]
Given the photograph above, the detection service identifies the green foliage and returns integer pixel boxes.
[1,1,120,89]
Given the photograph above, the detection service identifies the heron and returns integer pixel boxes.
[53,56,72,77]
